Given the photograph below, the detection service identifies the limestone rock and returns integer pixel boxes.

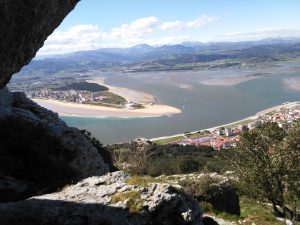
[0,0,80,88]
[10,90,109,177]
[0,171,204,225]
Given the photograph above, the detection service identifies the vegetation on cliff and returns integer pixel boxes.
[229,121,300,222]
[107,141,229,176]
[107,121,300,223]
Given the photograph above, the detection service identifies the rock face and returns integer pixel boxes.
[0,171,203,225]
[0,0,80,88]
[0,88,109,201]
[0,88,109,177]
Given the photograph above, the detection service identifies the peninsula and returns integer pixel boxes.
[32,78,181,118]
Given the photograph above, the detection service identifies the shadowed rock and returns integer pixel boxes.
[202,217,220,225]
[0,0,80,88]
[0,89,109,202]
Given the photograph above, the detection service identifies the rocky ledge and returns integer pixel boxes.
[0,171,203,225]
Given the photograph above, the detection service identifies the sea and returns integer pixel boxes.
[61,62,300,144]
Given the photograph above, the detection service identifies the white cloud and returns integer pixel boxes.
[207,29,300,42]
[39,17,163,55]
[39,24,107,55]
[186,15,215,28]
[38,16,300,55]
[38,15,217,55]
[161,15,215,31]
[109,17,160,46]
[161,21,184,31]
[110,16,159,40]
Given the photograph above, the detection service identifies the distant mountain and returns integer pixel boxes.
[22,38,300,74]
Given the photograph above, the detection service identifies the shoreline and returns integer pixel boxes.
[33,98,181,118]
[150,101,300,142]
[32,77,182,118]
[86,78,157,104]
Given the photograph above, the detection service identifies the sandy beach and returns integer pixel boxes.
[200,76,255,86]
[86,78,156,104]
[33,99,181,118]
[32,77,181,117]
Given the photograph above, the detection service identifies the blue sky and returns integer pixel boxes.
[39,0,300,55]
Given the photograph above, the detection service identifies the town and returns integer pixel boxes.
[175,102,300,151]
[28,89,108,104]
[27,89,142,110]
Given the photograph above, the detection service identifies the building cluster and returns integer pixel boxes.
[125,102,140,110]
[27,89,109,104]
[262,105,300,128]
[177,103,300,151]
[178,128,241,151]
[27,89,142,109]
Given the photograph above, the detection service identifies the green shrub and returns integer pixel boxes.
[110,191,144,213]
[126,175,155,187]
[180,175,240,215]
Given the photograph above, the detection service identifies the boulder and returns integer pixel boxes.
[0,171,204,225]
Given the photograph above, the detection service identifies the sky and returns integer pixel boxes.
[38,0,300,55]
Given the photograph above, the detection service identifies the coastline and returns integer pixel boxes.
[32,77,182,118]
[86,78,157,104]
[33,98,181,118]
[150,101,300,142]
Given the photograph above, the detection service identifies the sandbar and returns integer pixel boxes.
[33,99,181,118]
[200,76,255,86]
[86,78,156,103]
[284,77,300,91]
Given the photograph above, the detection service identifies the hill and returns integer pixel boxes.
[17,38,300,75]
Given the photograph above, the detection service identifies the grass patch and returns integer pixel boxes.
[201,202,240,220]
[224,119,253,128]
[239,197,286,225]
[153,135,185,145]
[201,197,286,225]
[126,175,156,187]
[85,102,123,109]
[110,191,144,213]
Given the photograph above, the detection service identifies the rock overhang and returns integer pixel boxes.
[0,0,80,88]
